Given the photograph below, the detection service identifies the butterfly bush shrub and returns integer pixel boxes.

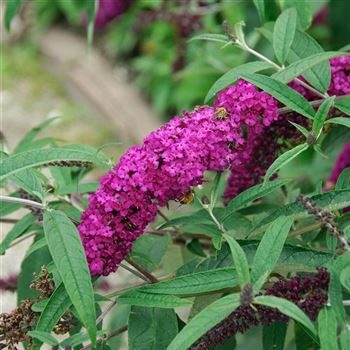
[1,1,350,349]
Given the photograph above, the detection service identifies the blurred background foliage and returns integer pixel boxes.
[5,0,349,117]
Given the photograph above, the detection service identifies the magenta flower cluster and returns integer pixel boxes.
[79,56,350,276]
[79,83,279,275]
[223,56,350,202]
[94,0,133,29]
[192,268,329,350]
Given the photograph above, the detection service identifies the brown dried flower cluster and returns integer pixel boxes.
[0,266,74,349]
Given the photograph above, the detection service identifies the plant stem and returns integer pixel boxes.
[0,195,45,210]
[207,207,225,232]
[288,222,322,237]
[81,325,128,350]
[0,218,18,224]
[96,300,117,326]
[125,257,159,283]
[119,263,150,283]
[237,41,327,99]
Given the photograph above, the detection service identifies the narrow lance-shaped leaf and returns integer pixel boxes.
[254,295,317,335]
[86,0,97,48]
[239,73,315,119]
[335,94,350,115]
[288,30,331,93]
[336,168,350,190]
[340,328,350,350]
[289,121,309,137]
[253,189,350,232]
[31,283,71,350]
[317,307,338,350]
[282,0,312,29]
[118,290,192,308]
[253,0,265,23]
[129,307,178,350]
[325,117,350,129]
[264,143,309,183]
[223,234,250,287]
[127,268,238,296]
[273,8,297,64]
[14,117,59,153]
[273,52,348,84]
[225,178,291,214]
[340,266,350,293]
[43,210,96,344]
[27,331,59,346]
[251,216,294,285]
[189,33,228,44]
[0,145,110,181]
[4,0,21,31]
[167,293,241,350]
[312,96,336,138]
[0,213,36,255]
[262,321,287,350]
[205,61,271,102]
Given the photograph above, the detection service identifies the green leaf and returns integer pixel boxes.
[289,121,309,137]
[24,237,47,259]
[239,73,315,119]
[253,189,350,232]
[118,291,191,308]
[328,267,346,324]
[18,241,51,303]
[340,329,350,350]
[340,266,350,293]
[254,295,317,335]
[0,213,36,255]
[43,210,96,344]
[129,268,238,296]
[282,0,312,29]
[273,52,347,84]
[167,293,240,350]
[0,192,21,217]
[317,307,339,350]
[225,178,291,213]
[253,0,265,23]
[1,153,44,200]
[210,172,223,209]
[223,234,250,287]
[128,307,178,350]
[35,283,71,332]
[312,96,336,138]
[86,0,97,48]
[28,331,58,346]
[0,145,110,181]
[325,117,350,128]
[288,30,331,93]
[11,169,44,200]
[189,33,228,44]
[131,234,170,272]
[205,61,271,102]
[335,95,350,115]
[251,216,294,284]
[32,298,49,312]
[273,8,297,64]
[263,321,287,350]
[4,0,21,31]
[14,117,59,153]
[264,143,309,183]
[336,168,350,190]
